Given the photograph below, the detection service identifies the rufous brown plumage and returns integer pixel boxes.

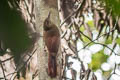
[43,12,60,78]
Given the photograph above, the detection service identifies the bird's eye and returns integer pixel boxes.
[46,20,49,25]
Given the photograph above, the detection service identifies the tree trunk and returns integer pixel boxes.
[35,0,61,80]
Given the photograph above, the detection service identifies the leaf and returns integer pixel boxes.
[116,38,120,45]
[81,35,90,43]
[89,50,108,71]
[103,70,112,78]
[80,25,85,31]
[105,37,112,44]
[87,20,94,28]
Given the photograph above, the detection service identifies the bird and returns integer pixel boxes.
[43,12,60,78]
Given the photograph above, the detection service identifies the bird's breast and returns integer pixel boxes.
[44,29,60,53]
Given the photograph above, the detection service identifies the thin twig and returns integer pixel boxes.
[94,43,118,55]
[59,0,86,28]
[61,23,73,38]
[107,63,117,80]
[0,60,7,80]
[83,16,119,49]
[78,30,118,55]
[1,56,14,63]
[12,48,37,80]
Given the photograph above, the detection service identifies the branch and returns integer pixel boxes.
[0,60,7,80]
[107,63,117,80]
[1,56,14,63]
[12,48,38,80]
[59,0,86,28]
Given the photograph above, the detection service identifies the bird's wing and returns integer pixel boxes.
[45,35,60,54]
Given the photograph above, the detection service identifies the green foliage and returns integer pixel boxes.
[103,70,112,78]
[105,37,112,44]
[80,25,92,43]
[80,25,85,31]
[87,20,94,28]
[100,0,120,17]
[81,35,91,43]
[116,38,120,45]
[89,50,109,71]
[0,1,32,55]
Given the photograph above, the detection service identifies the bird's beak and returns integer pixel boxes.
[47,11,51,20]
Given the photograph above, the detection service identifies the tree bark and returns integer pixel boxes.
[35,0,61,80]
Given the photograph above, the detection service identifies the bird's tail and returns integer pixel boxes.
[48,53,57,78]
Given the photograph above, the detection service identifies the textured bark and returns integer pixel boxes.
[35,0,61,80]
[0,0,39,80]
[43,13,60,78]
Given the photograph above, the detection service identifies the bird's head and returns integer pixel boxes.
[43,11,53,31]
